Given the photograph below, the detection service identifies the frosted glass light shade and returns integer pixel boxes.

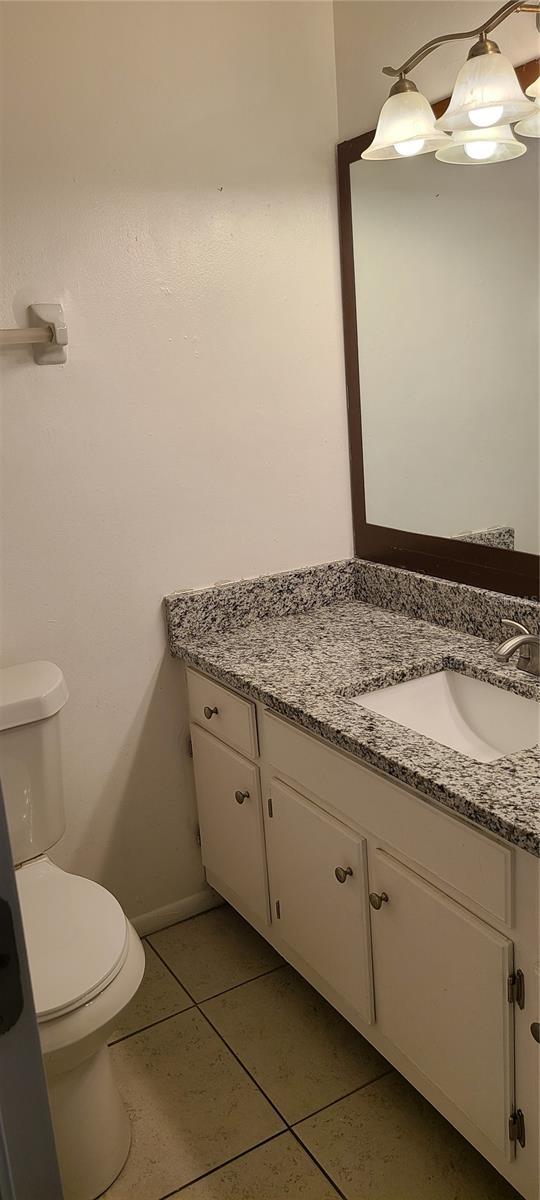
[514,100,540,138]
[361,90,448,160]
[435,124,526,165]
[525,75,540,99]
[436,50,533,132]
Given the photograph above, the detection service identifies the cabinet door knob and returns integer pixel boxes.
[234,789,250,804]
[203,705,218,720]
[335,866,353,883]
[531,1022,540,1044]
[369,891,389,910]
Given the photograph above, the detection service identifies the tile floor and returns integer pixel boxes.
[105,904,521,1199]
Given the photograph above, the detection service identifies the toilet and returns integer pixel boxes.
[0,661,145,1200]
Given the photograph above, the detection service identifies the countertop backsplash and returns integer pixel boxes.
[165,556,539,646]
[353,559,539,643]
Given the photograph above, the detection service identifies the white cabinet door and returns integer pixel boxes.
[370,849,515,1156]
[191,725,270,924]
[266,779,374,1023]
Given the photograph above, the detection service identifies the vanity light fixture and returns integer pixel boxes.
[435,35,534,132]
[514,74,540,135]
[435,123,526,164]
[361,77,449,160]
[364,0,540,165]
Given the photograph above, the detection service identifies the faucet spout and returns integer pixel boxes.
[495,627,540,676]
[496,634,533,661]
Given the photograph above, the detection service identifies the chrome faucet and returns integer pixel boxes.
[495,620,540,677]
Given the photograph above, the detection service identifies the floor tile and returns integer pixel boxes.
[108,942,192,1043]
[201,964,390,1124]
[168,1132,340,1198]
[105,1008,284,1199]
[148,905,283,1001]
[295,1072,522,1199]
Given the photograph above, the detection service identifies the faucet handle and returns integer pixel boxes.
[502,618,531,637]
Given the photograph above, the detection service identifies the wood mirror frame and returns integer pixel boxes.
[337,59,539,600]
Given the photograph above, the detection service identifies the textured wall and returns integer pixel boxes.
[0,2,352,922]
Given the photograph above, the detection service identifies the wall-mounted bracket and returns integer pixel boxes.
[28,303,68,364]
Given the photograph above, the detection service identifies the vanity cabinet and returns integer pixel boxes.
[186,667,538,1200]
[265,778,374,1022]
[370,849,514,1156]
[190,724,270,925]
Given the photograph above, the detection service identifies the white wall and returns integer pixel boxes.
[333,1,538,139]
[0,2,352,923]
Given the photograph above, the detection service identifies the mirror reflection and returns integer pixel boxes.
[350,142,539,554]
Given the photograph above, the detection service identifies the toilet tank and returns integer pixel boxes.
[0,662,69,866]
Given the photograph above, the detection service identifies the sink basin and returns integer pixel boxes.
[352,671,539,763]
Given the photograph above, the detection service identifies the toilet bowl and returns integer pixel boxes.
[16,856,145,1200]
[0,662,145,1200]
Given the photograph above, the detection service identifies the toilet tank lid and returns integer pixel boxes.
[0,662,69,731]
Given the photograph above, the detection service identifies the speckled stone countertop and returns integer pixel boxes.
[166,567,540,856]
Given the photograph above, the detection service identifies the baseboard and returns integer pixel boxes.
[131,887,223,936]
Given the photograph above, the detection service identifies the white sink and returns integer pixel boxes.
[352,671,539,763]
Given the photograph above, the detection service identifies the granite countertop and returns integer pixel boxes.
[168,595,540,856]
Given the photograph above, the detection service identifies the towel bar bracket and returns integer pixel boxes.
[0,304,68,364]
[28,303,68,365]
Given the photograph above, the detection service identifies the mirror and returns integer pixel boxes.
[350,145,538,554]
[338,60,539,598]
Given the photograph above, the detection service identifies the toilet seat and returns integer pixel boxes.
[17,857,129,1022]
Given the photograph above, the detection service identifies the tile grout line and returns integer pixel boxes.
[109,965,286,1048]
[196,1004,394,1134]
[111,993,351,1200]
[108,1007,194,1047]
[193,962,286,1003]
[111,995,393,1131]
[129,931,290,1127]
[153,1131,287,1199]
[107,1025,390,1200]
[147,938,286,1005]
[287,1072,398,1200]
[117,916,390,1199]
[196,1004,288,1128]
[121,939,395,1136]
[290,1067,395,1128]
[110,964,286,1053]
[288,1128,348,1200]
[143,942,199,1005]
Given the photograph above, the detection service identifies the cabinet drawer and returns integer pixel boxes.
[263,711,512,926]
[191,725,269,924]
[187,669,258,758]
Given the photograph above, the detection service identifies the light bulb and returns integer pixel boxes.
[393,138,425,156]
[468,104,504,127]
[464,140,497,160]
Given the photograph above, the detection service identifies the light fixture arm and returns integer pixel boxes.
[382,1,539,79]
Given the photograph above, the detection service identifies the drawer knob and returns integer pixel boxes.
[234,789,250,804]
[531,1022,540,1044]
[335,866,353,884]
[203,705,218,720]
[369,891,389,910]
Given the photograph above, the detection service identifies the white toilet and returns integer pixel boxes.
[0,662,145,1200]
